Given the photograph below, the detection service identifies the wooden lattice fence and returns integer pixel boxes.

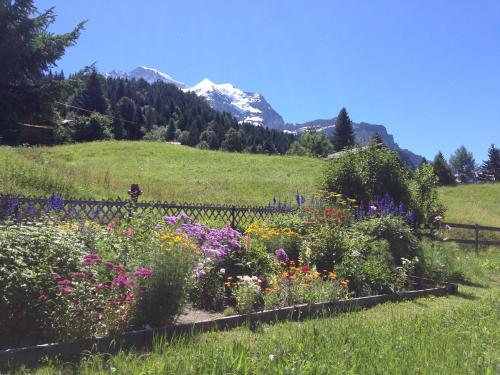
[0,195,297,229]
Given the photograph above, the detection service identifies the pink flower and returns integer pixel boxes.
[59,286,74,295]
[57,279,72,286]
[434,215,443,222]
[37,295,48,302]
[112,264,126,272]
[124,294,134,302]
[133,268,152,277]
[112,273,129,287]
[108,300,118,306]
[71,272,86,278]
[97,283,111,289]
[83,253,102,265]
[445,224,452,231]
[122,227,134,237]
[107,221,117,230]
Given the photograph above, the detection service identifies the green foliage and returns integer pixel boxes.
[322,142,412,206]
[449,145,476,183]
[300,226,370,272]
[142,126,168,142]
[287,128,333,157]
[335,240,395,295]
[221,128,242,152]
[134,248,192,327]
[233,276,262,313]
[331,107,355,151]
[0,223,86,345]
[0,0,84,143]
[70,113,113,142]
[432,151,455,185]
[478,144,500,182]
[410,163,445,225]
[419,240,465,283]
[352,215,421,265]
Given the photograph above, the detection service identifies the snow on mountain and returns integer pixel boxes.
[186,78,285,128]
[106,66,187,88]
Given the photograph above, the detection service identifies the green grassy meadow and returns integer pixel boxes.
[0,141,324,205]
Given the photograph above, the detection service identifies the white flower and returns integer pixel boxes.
[219,268,226,274]
[269,354,275,361]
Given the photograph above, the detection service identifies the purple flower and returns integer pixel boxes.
[179,212,192,223]
[58,286,73,295]
[57,279,72,286]
[215,245,229,259]
[37,295,48,302]
[112,274,130,287]
[164,215,178,226]
[154,224,164,230]
[70,272,86,278]
[133,267,152,277]
[83,253,102,265]
[124,294,134,302]
[275,248,289,262]
[195,267,207,280]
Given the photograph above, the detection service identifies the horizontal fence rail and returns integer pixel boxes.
[0,195,298,229]
[439,221,500,252]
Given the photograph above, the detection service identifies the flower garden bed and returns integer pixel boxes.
[1,188,459,371]
[0,277,457,371]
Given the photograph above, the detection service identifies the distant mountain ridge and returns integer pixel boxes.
[106,66,423,167]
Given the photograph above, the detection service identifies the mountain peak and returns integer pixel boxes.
[106,66,186,88]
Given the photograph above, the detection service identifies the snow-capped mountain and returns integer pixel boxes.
[105,66,422,166]
[106,66,284,128]
[106,66,186,88]
[185,78,285,128]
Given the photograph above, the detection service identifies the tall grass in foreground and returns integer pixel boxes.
[18,249,500,375]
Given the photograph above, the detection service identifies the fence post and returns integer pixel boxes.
[475,224,479,254]
[230,205,236,229]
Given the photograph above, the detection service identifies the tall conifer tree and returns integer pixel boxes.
[331,107,355,151]
[478,144,500,182]
[433,151,455,185]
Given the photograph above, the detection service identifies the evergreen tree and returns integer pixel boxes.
[369,133,386,148]
[116,96,136,139]
[449,146,476,183]
[433,151,455,185]
[331,107,355,151]
[478,144,500,182]
[78,68,109,114]
[0,0,84,143]
[221,128,242,152]
[165,119,177,141]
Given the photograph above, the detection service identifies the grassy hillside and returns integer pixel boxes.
[1,142,499,226]
[439,183,500,227]
[0,141,324,205]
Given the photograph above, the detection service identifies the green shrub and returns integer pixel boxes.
[0,223,86,345]
[133,247,192,327]
[335,240,395,296]
[352,215,421,265]
[322,143,412,207]
[419,240,465,283]
[300,226,371,272]
[410,163,446,225]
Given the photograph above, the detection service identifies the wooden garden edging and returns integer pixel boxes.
[0,279,457,371]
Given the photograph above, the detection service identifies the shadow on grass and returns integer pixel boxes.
[455,291,480,301]
[457,279,488,289]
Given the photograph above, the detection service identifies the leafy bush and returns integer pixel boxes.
[134,247,192,327]
[334,240,395,295]
[300,226,371,272]
[352,215,421,266]
[0,223,86,346]
[410,163,446,225]
[322,143,412,207]
[419,240,465,283]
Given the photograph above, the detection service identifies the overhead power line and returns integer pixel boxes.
[55,101,142,126]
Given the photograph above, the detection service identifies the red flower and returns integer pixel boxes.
[302,264,310,273]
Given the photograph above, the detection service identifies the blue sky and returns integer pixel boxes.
[36,0,499,162]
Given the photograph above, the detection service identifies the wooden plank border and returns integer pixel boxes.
[0,280,457,371]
